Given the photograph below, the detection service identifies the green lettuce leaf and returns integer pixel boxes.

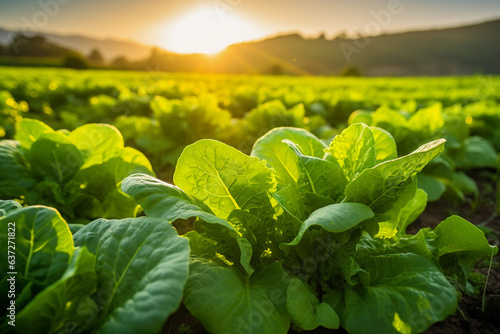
[123,173,257,275]
[345,139,445,214]
[184,260,290,334]
[435,215,498,278]
[374,178,419,239]
[286,277,339,330]
[73,216,190,334]
[0,206,73,287]
[332,253,457,334]
[0,200,21,217]
[28,132,84,184]
[283,203,374,248]
[325,123,376,182]
[122,173,234,231]
[14,118,54,150]
[396,188,428,235]
[0,141,36,200]
[456,136,498,169]
[284,140,347,203]
[409,103,445,140]
[16,247,98,334]
[1,120,155,222]
[174,139,276,220]
[371,127,398,163]
[68,123,124,168]
[251,127,326,189]
[417,174,446,202]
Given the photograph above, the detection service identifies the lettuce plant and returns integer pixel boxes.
[349,103,498,202]
[0,119,155,223]
[0,200,189,334]
[122,124,497,334]
[113,94,235,177]
[0,90,26,139]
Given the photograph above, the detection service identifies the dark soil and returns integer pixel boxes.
[407,171,500,334]
[163,172,500,334]
[162,304,207,334]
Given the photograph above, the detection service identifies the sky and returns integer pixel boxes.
[1,0,500,53]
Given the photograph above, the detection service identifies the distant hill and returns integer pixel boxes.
[0,28,154,61]
[0,34,76,58]
[132,18,500,76]
[1,18,500,75]
[208,18,500,75]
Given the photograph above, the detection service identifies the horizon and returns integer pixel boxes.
[1,15,500,56]
[1,0,500,54]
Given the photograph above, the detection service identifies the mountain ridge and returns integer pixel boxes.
[0,27,154,60]
[1,17,499,75]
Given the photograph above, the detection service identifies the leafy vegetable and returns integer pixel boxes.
[0,119,155,223]
[184,260,289,334]
[328,253,457,334]
[0,201,190,334]
[123,124,496,333]
[73,216,190,334]
[348,103,497,203]
[173,139,276,220]
[16,247,98,334]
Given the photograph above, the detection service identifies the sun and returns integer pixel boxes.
[164,7,258,54]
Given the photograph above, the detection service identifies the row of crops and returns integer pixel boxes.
[1,67,499,333]
[2,68,500,179]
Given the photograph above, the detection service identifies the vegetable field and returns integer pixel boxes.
[1,67,499,334]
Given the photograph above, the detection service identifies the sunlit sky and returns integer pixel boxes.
[1,0,500,53]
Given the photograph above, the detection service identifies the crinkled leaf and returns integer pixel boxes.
[174,139,276,220]
[122,174,256,274]
[186,230,253,277]
[345,139,445,213]
[122,173,235,232]
[325,123,376,182]
[284,140,347,202]
[251,127,326,188]
[227,209,267,246]
[273,184,306,221]
[387,228,437,261]
[339,256,370,286]
[0,200,21,217]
